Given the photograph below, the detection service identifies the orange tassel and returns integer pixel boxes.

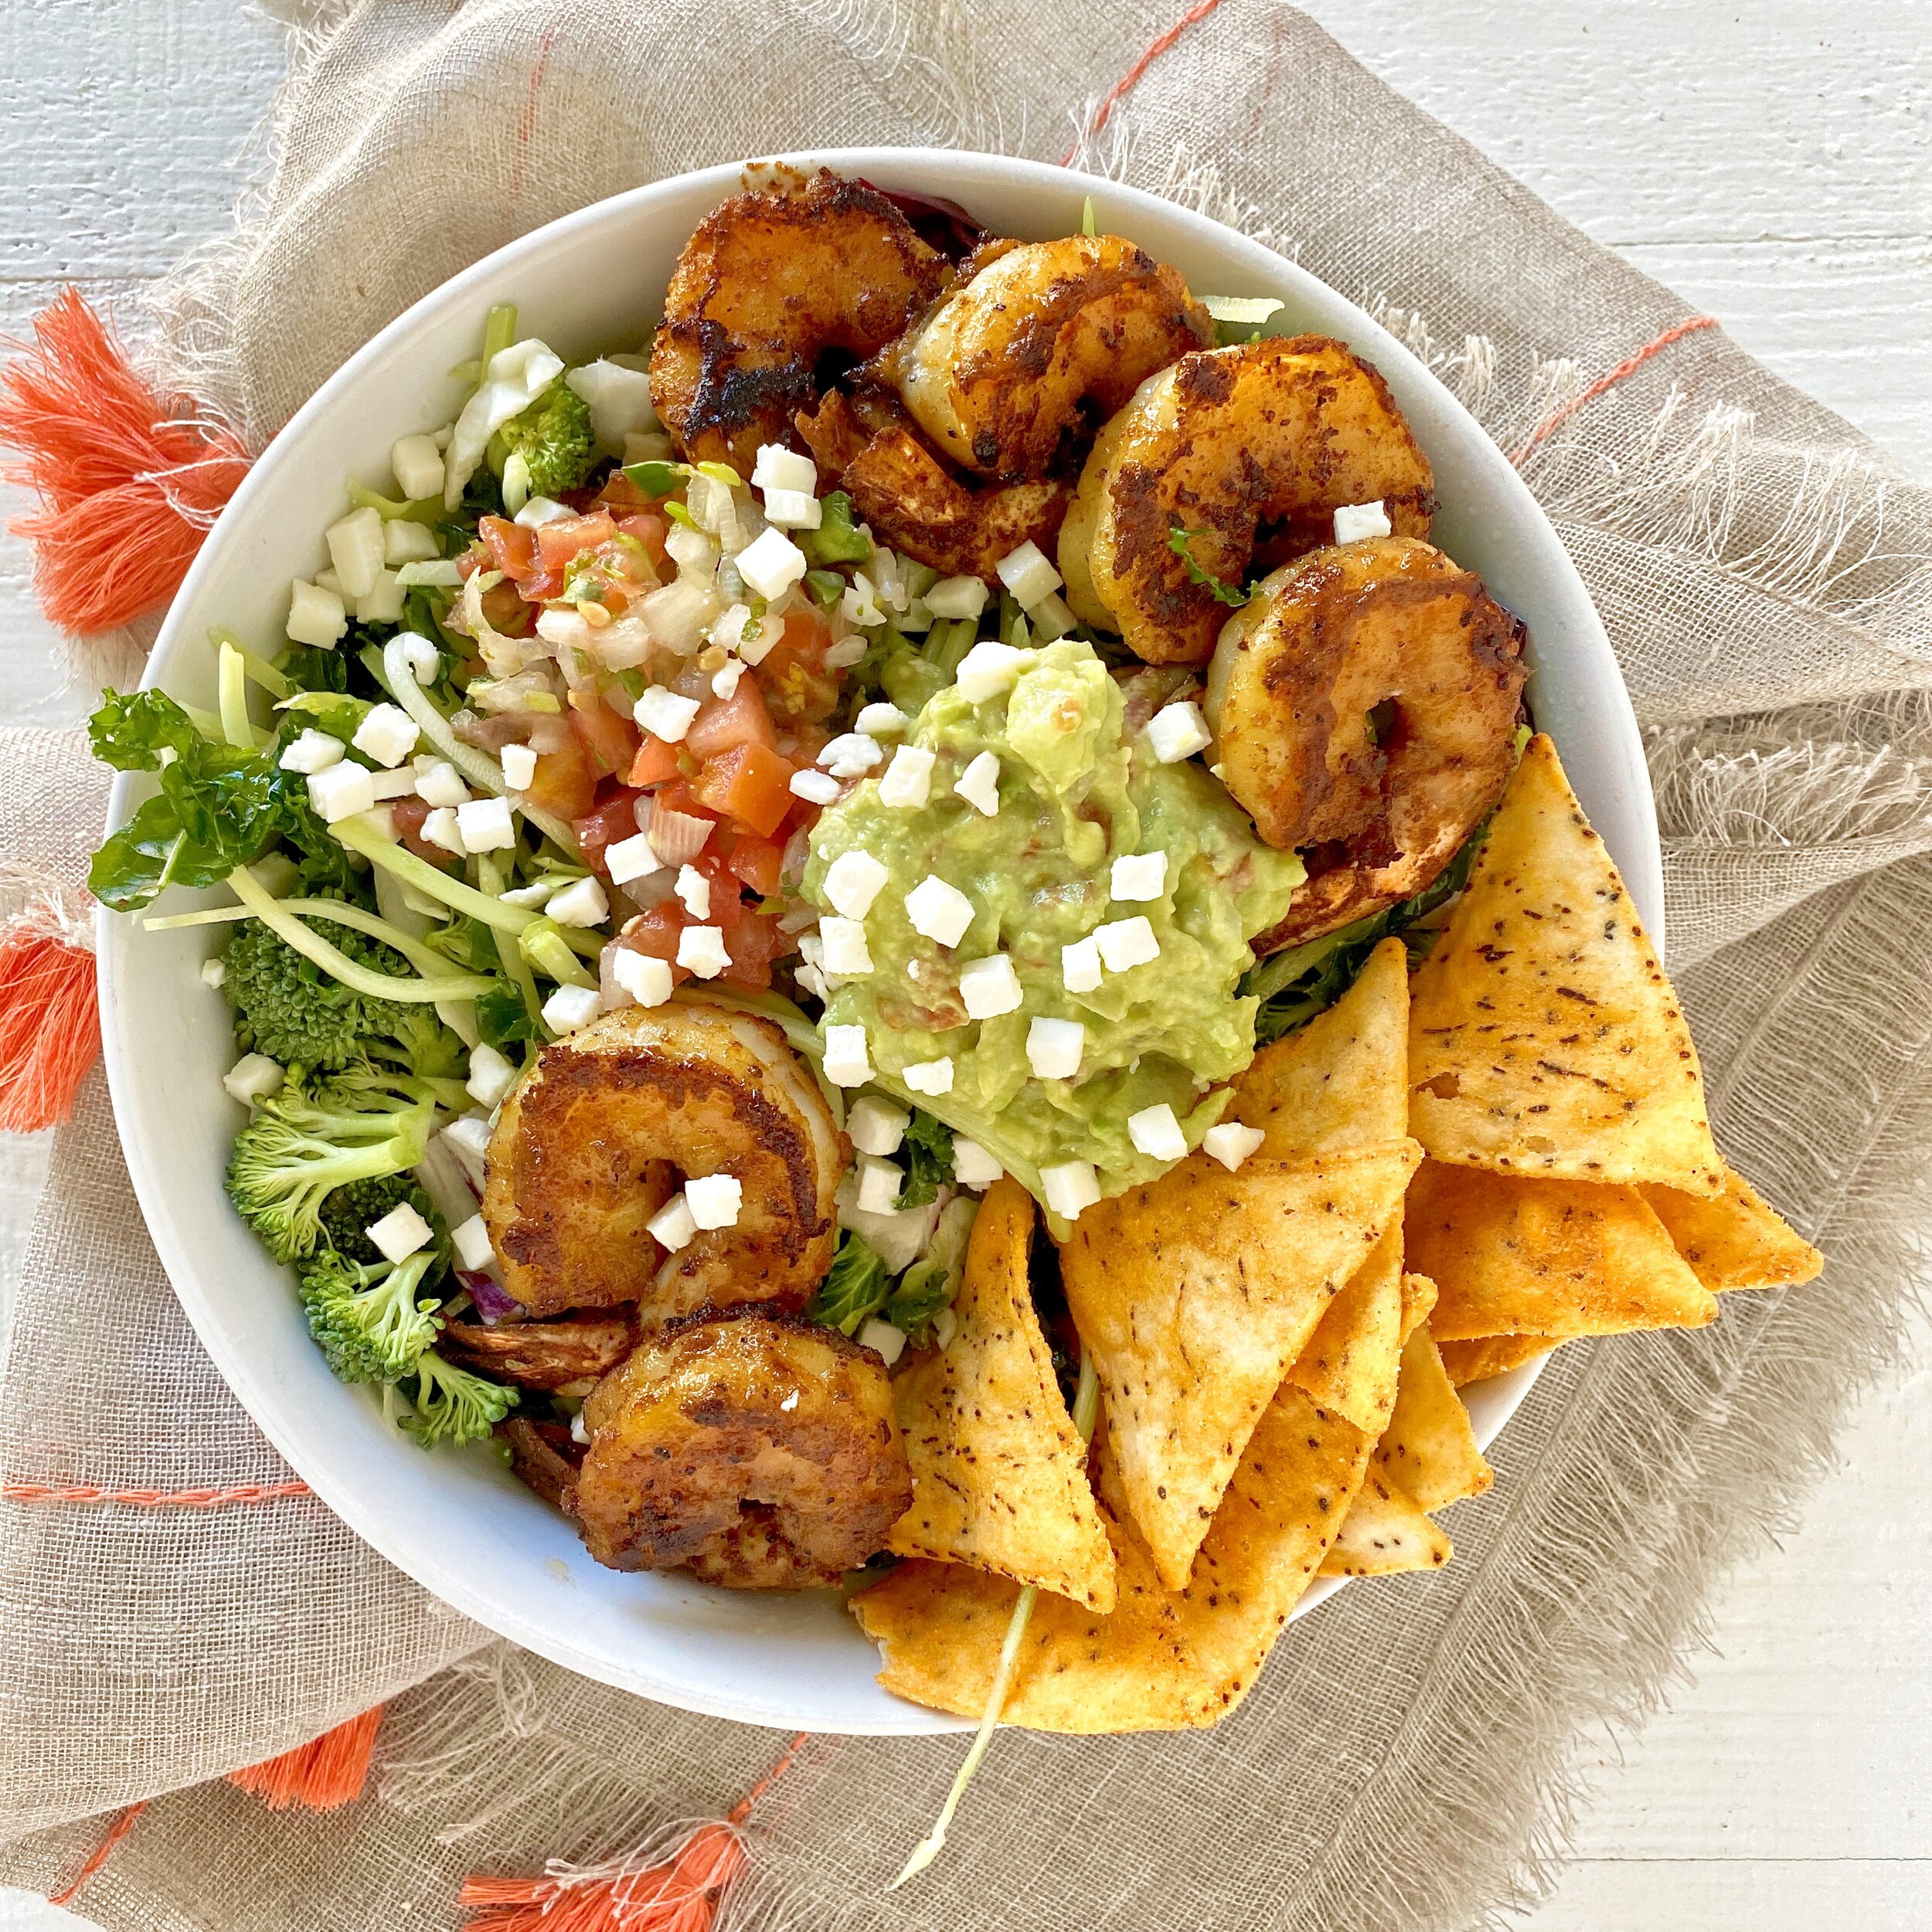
[457,1823,747,1932]
[0,909,99,1131]
[0,287,250,634]
[226,1704,384,1812]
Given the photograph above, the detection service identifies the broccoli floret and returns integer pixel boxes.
[400,1349,516,1447]
[223,917,464,1079]
[297,1247,443,1385]
[318,1174,444,1268]
[226,1067,437,1264]
[498,382,597,501]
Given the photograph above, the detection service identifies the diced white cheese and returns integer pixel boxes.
[822,1023,873,1087]
[1095,915,1161,972]
[451,1213,496,1273]
[498,877,557,907]
[634,685,702,743]
[924,574,989,621]
[545,876,611,928]
[1146,700,1213,764]
[393,629,441,682]
[751,444,818,495]
[222,1052,284,1104]
[351,702,420,769]
[512,495,573,528]
[847,1094,910,1157]
[414,759,470,808]
[710,658,743,699]
[199,957,227,989]
[390,433,447,502]
[817,733,884,778]
[1040,1159,1101,1222]
[1333,499,1392,544]
[421,806,466,855]
[958,954,1022,1020]
[279,729,343,775]
[951,1135,1002,1189]
[383,517,440,563]
[564,359,659,447]
[647,1192,698,1253]
[855,702,910,738]
[674,865,711,921]
[905,874,975,949]
[878,744,935,809]
[675,924,730,978]
[355,567,406,624]
[788,769,842,806]
[902,1056,954,1096]
[954,640,1031,704]
[441,1112,493,1169]
[366,1200,434,1264]
[1128,1102,1189,1162]
[856,1155,903,1216]
[540,984,604,1033]
[306,761,377,823]
[708,603,753,652]
[325,505,386,600]
[499,743,539,791]
[824,849,890,920]
[953,750,1002,817]
[1026,590,1076,641]
[612,949,674,1009]
[994,539,1063,609]
[735,526,809,600]
[1202,1121,1267,1172]
[1061,935,1102,995]
[604,829,661,886]
[286,579,348,648]
[465,1043,518,1109]
[859,1317,907,1366]
[760,487,822,529]
[315,567,344,597]
[1110,850,1168,902]
[683,1172,743,1231]
[819,915,872,977]
[456,794,516,853]
[1026,1015,1085,1080]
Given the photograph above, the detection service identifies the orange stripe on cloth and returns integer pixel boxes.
[1062,0,1231,165]
[1509,314,1720,465]
[47,1801,148,1909]
[2,1479,313,1506]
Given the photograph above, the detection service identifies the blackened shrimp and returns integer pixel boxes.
[1059,335,1437,664]
[649,172,946,474]
[481,1001,845,1323]
[1206,535,1528,947]
[572,1308,912,1589]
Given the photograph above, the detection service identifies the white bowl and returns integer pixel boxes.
[99,148,1658,1736]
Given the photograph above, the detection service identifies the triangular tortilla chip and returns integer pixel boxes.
[888,1180,1115,1610]
[1062,1143,1420,1589]
[1319,1468,1451,1577]
[1234,936,1410,1157]
[1408,733,1723,1195]
[1641,1165,1823,1293]
[1437,1333,1558,1387]
[1372,1325,1492,1509]
[1405,1159,1718,1340]
[1285,1224,1406,1434]
[852,1385,1371,1731]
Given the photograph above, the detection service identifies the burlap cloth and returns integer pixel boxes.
[5,4,1931,1927]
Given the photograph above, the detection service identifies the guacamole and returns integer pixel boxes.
[803,639,1304,1199]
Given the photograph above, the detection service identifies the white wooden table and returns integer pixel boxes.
[1,4,1927,1926]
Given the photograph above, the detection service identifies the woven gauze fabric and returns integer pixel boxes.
[4,2,1930,1928]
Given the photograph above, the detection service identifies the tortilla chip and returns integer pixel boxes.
[1437,1333,1559,1387]
[1319,1468,1451,1577]
[1399,1269,1438,1343]
[1372,1325,1493,1509]
[1284,1224,1406,1434]
[1405,1159,1718,1340]
[852,1385,1370,1731]
[1234,936,1410,1157]
[1641,1165,1824,1293]
[887,1179,1116,1610]
[1408,733,1724,1195]
[1062,1143,1420,1589]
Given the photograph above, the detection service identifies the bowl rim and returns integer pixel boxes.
[98,145,1658,1733]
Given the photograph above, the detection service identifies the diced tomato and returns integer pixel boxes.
[624,735,687,788]
[478,515,537,578]
[719,832,786,899]
[616,512,669,570]
[566,690,642,777]
[520,733,598,821]
[710,896,791,990]
[692,743,797,839]
[573,786,648,876]
[480,577,541,635]
[536,513,617,571]
[685,679,778,760]
[756,609,841,727]
[389,796,458,870]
